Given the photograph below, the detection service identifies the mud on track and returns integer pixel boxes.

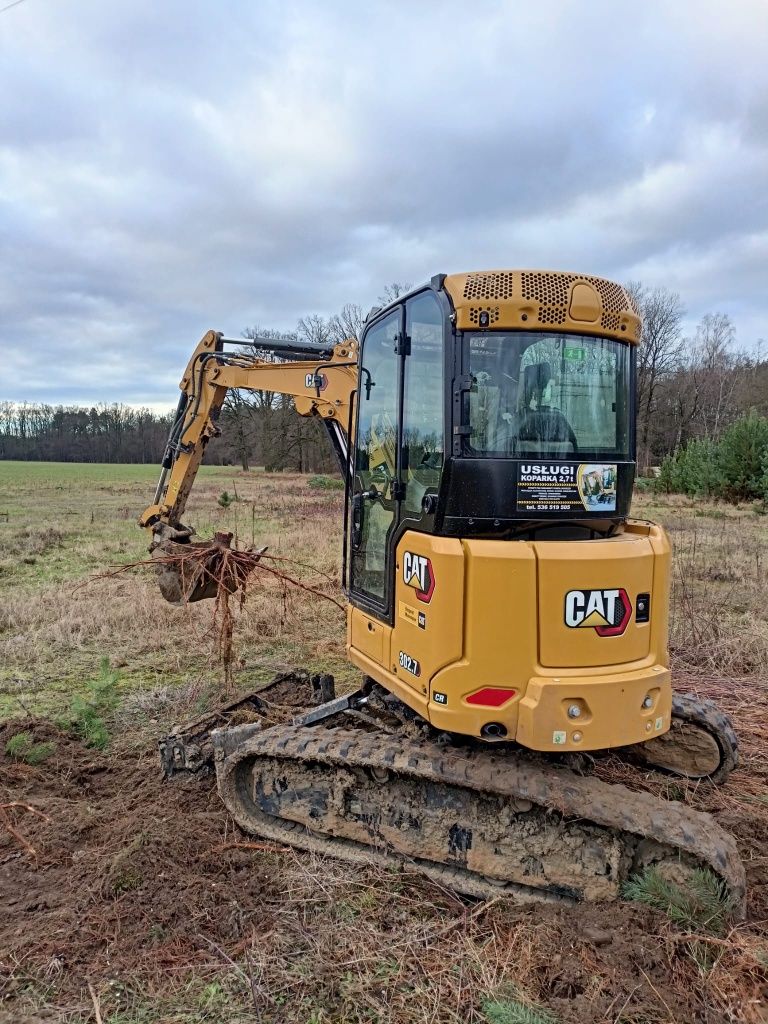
[0,692,767,1023]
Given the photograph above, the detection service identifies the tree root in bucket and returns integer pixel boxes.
[80,525,345,689]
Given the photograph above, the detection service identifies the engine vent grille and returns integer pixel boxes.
[520,271,634,327]
[587,276,628,314]
[521,271,577,305]
[452,271,638,336]
[538,307,567,325]
[463,272,515,300]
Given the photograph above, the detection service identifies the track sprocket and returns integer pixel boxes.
[626,692,739,785]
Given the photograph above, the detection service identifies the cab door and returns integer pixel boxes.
[349,308,402,620]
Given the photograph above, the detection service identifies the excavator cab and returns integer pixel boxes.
[346,271,669,754]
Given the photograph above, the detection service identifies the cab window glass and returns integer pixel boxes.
[466,332,628,458]
[402,292,444,514]
[351,310,399,601]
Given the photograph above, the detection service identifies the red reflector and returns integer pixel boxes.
[465,687,517,707]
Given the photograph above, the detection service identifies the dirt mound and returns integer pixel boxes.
[1,710,766,1023]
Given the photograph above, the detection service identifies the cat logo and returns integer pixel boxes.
[402,551,435,603]
[564,588,632,637]
[304,372,328,391]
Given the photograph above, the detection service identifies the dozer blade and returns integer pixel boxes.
[159,670,336,777]
[212,721,746,913]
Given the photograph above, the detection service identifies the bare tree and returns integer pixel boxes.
[690,313,743,439]
[223,390,255,471]
[328,302,365,343]
[626,281,685,471]
[661,313,746,450]
[737,340,768,416]
[377,282,411,305]
[296,313,332,348]
[234,325,296,471]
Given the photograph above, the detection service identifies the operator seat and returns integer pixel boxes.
[517,362,578,453]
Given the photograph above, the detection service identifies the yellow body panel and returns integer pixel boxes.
[348,606,390,666]
[515,667,671,751]
[347,523,672,753]
[443,270,640,343]
[536,531,659,668]
[391,536,465,684]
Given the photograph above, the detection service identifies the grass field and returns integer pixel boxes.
[0,461,356,719]
[0,461,767,1023]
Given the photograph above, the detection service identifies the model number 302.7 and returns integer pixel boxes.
[398,651,421,677]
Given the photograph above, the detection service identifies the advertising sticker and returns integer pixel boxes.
[516,463,617,514]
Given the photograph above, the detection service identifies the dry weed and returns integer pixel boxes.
[663,513,768,676]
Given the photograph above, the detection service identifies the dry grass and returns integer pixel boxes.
[1,470,765,715]
[625,493,768,678]
[0,463,354,717]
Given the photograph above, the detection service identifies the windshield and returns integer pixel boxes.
[465,331,630,458]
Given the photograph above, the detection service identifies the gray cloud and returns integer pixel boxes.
[1,0,767,406]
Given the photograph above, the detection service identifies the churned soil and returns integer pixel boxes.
[0,676,767,1023]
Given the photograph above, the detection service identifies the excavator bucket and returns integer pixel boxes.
[149,525,266,604]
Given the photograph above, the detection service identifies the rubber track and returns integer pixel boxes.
[216,723,746,911]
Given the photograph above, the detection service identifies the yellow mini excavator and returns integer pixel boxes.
[140,270,744,908]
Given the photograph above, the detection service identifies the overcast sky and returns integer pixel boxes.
[1,0,767,408]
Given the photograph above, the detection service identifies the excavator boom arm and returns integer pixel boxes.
[139,330,358,530]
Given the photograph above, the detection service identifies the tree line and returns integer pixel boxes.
[0,402,175,464]
[629,283,768,473]
[0,281,765,474]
